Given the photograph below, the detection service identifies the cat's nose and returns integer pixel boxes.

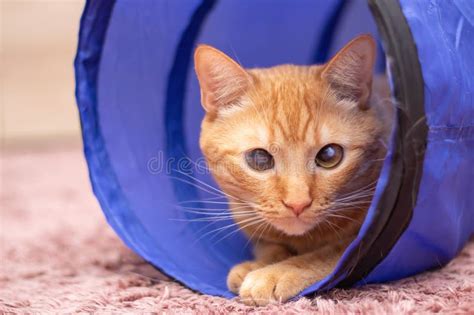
[282,199,312,216]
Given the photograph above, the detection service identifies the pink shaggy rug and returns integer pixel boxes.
[1,144,473,314]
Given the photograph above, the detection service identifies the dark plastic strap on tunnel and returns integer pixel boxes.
[327,0,429,288]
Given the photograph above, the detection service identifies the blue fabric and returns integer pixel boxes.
[75,0,473,298]
[312,0,348,63]
[363,0,474,284]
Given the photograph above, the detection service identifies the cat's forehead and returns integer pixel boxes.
[215,65,374,150]
[234,107,329,148]
[243,67,336,145]
[249,65,328,110]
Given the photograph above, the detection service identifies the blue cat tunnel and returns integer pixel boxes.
[75,0,473,298]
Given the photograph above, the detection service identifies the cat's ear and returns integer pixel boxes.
[194,45,251,113]
[321,35,376,109]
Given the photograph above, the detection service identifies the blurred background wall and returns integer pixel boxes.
[1,0,85,146]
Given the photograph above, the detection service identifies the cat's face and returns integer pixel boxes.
[195,35,387,236]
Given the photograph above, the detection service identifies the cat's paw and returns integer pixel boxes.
[239,265,306,306]
[227,261,263,293]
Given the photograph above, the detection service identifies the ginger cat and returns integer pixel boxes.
[194,35,393,305]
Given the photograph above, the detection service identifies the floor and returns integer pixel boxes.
[1,145,473,314]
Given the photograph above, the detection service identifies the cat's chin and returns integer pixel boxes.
[270,217,315,236]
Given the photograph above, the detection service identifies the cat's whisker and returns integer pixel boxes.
[191,211,252,238]
[209,217,265,242]
[404,115,427,142]
[322,219,341,239]
[171,170,231,197]
[175,206,252,213]
[212,217,268,245]
[175,199,260,217]
[326,213,361,223]
[333,190,376,203]
[378,138,389,150]
[175,209,253,217]
[329,206,367,213]
[175,204,250,212]
[368,157,386,163]
[332,200,372,208]
[169,176,252,208]
[176,208,254,216]
[336,181,378,199]
[329,204,371,213]
[342,179,378,193]
[171,169,249,204]
[168,176,226,198]
[333,196,374,203]
[333,196,373,204]
[174,207,252,217]
[331,200,373,207]
[178,200,246,206]
[249,221,271,250]
[194,215,262,244]
[305,227,315,241]
[257,222,272,246]
[171,212,255,223]
[331,195,374,204]
[322,219,343,241]
[176,201,251,211]
[177,195,228,205]
[171,217,235,223]
[244,203,268,213]
[243,220,268,250]
[333,195,373,205]
[176,209,255,217]
[329,205,368,213]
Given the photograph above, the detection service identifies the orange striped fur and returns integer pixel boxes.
[195,35,393,305]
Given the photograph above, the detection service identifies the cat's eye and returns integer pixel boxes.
[315,144,344,169]
[245,148,274,171]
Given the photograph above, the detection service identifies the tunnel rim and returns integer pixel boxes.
[74,0,428,296]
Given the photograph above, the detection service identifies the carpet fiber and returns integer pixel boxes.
[1,145,473,314]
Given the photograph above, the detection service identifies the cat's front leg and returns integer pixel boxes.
[227,242,292,294]
[239,249,341,306]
